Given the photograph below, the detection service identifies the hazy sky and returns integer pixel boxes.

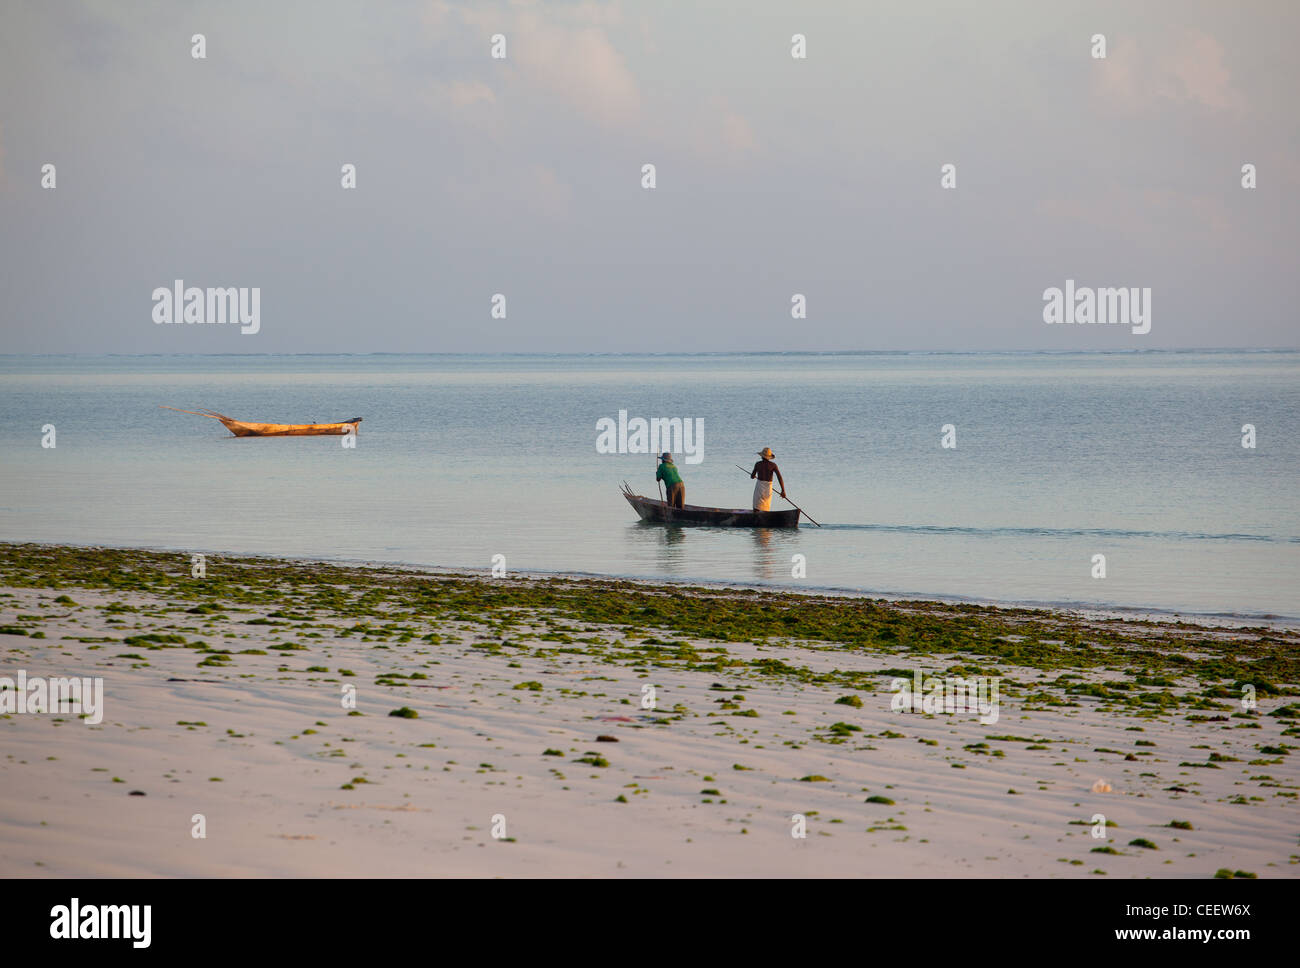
[1,0,1296,353]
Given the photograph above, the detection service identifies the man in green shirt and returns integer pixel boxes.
[656,452,685,508]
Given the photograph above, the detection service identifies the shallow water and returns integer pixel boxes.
[1,351,1296,620]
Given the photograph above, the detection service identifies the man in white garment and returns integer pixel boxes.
[750,447,786,511]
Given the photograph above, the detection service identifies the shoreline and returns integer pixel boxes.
[5,538,1296,634]
[2,541,1297,878]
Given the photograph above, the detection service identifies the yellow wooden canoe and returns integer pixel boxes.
[161,406,361,437]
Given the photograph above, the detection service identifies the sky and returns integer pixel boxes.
[0,0,1296,353]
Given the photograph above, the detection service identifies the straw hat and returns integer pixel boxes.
[757,447,775,460]
[659,452,673,463]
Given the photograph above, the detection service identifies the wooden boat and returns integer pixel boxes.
[161,406,361,437]
[621,483,800,528]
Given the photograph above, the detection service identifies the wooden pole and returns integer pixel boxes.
[159,405,222,419]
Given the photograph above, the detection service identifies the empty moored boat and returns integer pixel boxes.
[621,483,800,528]
[161,406,361,437]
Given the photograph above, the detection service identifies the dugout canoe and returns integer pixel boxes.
[620,483,800,528]
[161,406,361,437]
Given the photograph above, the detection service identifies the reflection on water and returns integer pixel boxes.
[626,522,689,575]
[625,521,804,586]
[749,527,807,584]
[750,527,777,581]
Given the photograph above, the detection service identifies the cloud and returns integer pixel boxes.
[430,1,641,127]
[720,110,756,155]
[445,79,496,109]
[423,0,453,32]
[689,97,758,165]
[1093,29,1238,115]
[514,20,640,125]
[1164,30,1232,109]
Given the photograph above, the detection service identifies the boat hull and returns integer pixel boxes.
[218,417,361,437]
[622,491,799,528]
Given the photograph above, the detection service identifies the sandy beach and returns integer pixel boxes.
[1,543,1296,878]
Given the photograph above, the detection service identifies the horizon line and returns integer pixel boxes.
[2,347,1299,359]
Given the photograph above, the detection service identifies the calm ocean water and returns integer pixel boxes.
[1,352,1296,621]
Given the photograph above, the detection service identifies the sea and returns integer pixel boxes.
[1,351,1296,624]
